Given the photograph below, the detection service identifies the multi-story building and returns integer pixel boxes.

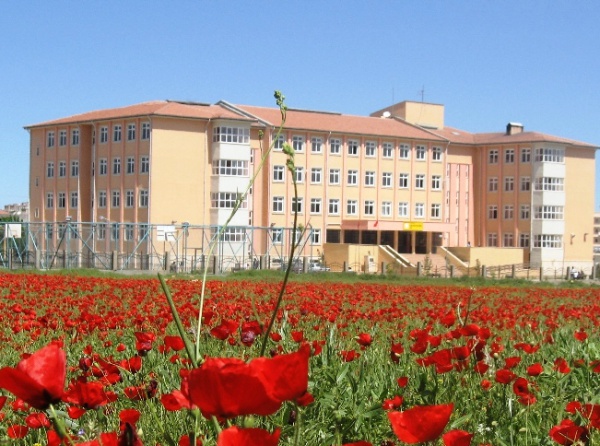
[2,202,30,221]
[25,99,597,270]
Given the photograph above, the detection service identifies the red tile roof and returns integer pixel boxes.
[233,104,446,142]
[429,126,596,148]
[25,101,253,128]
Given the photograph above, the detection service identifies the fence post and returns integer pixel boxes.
[112,251,118,271]
[450,265,454,278]
[511,264,516,279]
[212,256,217,274]
[343,261,348,272]
[381,261,386,275]
[35,249,41,270]
[539,267,543,281]
[481,265,487,278]
[8,249,13,270]
[416,262,422,277]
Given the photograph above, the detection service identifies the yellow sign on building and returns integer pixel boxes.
[403,222,424,231]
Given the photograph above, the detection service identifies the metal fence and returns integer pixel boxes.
[0,221,323,274]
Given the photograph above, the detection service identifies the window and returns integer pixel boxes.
[139,190,149,207]
[272,196,284,213]
[213,159,249,176]
[213,126,250,143]
[124,224,134,241]
[504,177,514,192]
[113,125,122,142]
[382,172,392,187]
[211,192,247,209]
[71,160,79,177]
[311,168,322,184]
[328,199,340,215]
[535,147,564,163]
[142,122,150,140]
[519,233,530,248]
[291,197,303,214]
[46,193,54,208]
[432,146,442,161]
[533,177,564,191]
[292,135,304,152]
[533,234,562,248]
[416,145,426,160]
[365,141,376,157]
[487,233,498,247]
[99,158,107,176]
[310,198,322,214]
[311,137,322,153]
[329,138,341,154]
[347,170,358,185]
[414,203,424,218]
[488,149,498,164]
[415,174,425,189]
[520,176,530,192]
[504,205,514,219]
[98,191,107,208]
[273,133,285,151]
[430,203,441,219]
[383,142,393,158]
[399,173,409,189]
[47,162,55,178]
[295,167,304,183]
[58,192,66,209]
[100,126,108,143]
[364,171,375,186]
[111,223,120,241]
[47,131,55,148]
[71,129,80,146]
[59,130,67,146]
[310,229,321,245]
[138,224,149,241]
[503,233,514,247]
[348,139,359,156]
[46,223,53,240]
[273,165,285,182]
[270,228,283,244]
[382,201,392,216]
[127,123,136,141]
[520,204,530,220]
[347,199,357,215]
[488,205,498,219]
[329,168,340,185]
[70,192,78,208]
[399,143,410,159]
[521,148,531,163]
[97,223,106,240]
[120,156,133,175]
[59,161,67,178]
[125,190,134,208]
[112,190,121,208]
[113,157,121,175]
[140,156,149,174]
[505,148,515,163]
[431,175,441,190]
[398,202,408,217]
[364,200,375,215]
[534,205,564,220]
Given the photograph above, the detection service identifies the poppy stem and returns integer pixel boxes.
[293,405,302,446]
[49,404,75,446]
[158,273,199,368]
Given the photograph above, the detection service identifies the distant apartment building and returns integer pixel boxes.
[25,99,597,269]
[2,202,29,221]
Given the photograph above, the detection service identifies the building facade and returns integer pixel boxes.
[25,99,597,269]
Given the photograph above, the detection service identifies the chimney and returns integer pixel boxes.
[506,122,524,135]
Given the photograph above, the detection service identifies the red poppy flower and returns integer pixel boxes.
[390,343,404,363]
[554,358,571,374]
[382,395,403,411]
[397,377,408,388]
[0,343,66,409]
[295,391,315,407]
[188,345,309,419]
[574,329,588,342]
[164,335,186,351]
[179,434,203,446]
[340,350,360,362]
[7,425,29,439]
[513,377,536,405]
[549,419,589,445]
[134,331,156,355]
[356,333,373,347]
[495,369,517,384]
[63,379,116,409]
[388,403,453,443]
[217,427,280,446]
[527,363,543,376]
[443,429,473,446]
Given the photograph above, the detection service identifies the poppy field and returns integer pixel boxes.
[1,272,600,445]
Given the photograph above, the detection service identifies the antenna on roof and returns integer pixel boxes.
[419,85,425,102]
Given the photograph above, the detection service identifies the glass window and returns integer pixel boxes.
[347,139,359,156]
[347,199,357,215]
[399,143,410,159]
[399,173,409,189]
[329,138,341,154]
[127,157,135,174]
[71,160,79,177]
[416,145,426,160]
[364,200,374,215]
[213,126,250,144]
[272,197,284,213]
[431,175,441,190]
[488,149,498,164]
[430,203,441,219]
[398,202,408,217]
[347,170,358,185]
[139,190,149,207]
[488,205,498,219]
[113,125,122,142]
[415,174,425,189]
[382,201,392,216]
[311,137,322,153]
[310,198,322,214]
[71,192,78,208]
[142,122,151,140]
[365,141,376,157]
[273,133,285,151]
[311,168,322,184]
[99,158,107,175]
[47,131,55,148]
[113,157,121,175]
[59,130,67,146]
[382,172,392,187]
[365,171,375,186]
[98,191,107,208]
[71,129,80,146]
[291,197,303,214]
[328,199,340,215]
[59,161,66,178]
[432,146,442,161]
[127,123,136,141]
[112,190,120,208]
[273,165,285,182]
[125,190,134,208]
[47,162,54,178]
[505,148,515,163]
[100,126,108,143]
[140,156,149,174]
[414,203,424,218]
[382,142,393,158]
[292,135,305,152]
[329,168,340,185]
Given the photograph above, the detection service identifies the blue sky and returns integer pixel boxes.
[2,2,600,209]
